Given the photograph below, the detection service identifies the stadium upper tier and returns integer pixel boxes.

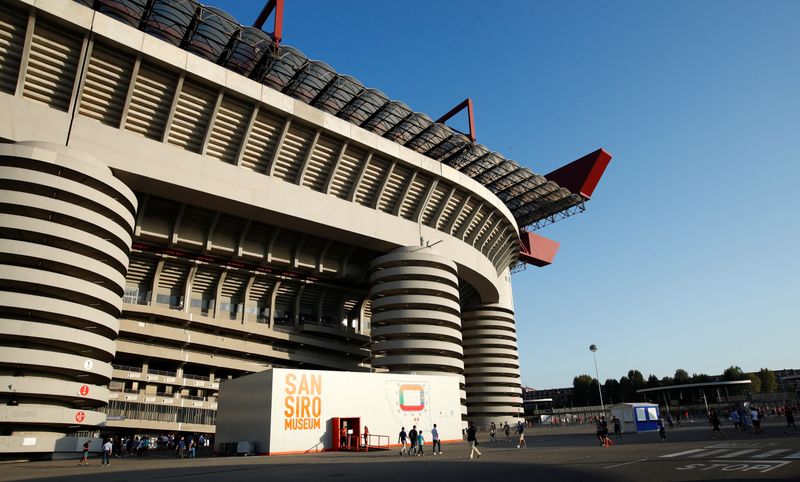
[75,0,585,230]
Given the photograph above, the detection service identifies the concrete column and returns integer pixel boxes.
[368,246,466,414]
[461,303,524,428]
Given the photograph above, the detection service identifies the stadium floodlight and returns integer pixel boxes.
[590,344,605,413]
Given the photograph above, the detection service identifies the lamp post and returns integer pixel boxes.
[590,344,605,414]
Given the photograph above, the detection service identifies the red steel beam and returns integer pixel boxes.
[518,230,559,267]
[436,98,476,144]
[254,0,284,47]
[545,148,612,200]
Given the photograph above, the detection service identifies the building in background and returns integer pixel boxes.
[0,0,610,457]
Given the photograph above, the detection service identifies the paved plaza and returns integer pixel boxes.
[2,421,799,481]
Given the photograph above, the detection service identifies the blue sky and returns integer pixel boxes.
[209,1,800,388]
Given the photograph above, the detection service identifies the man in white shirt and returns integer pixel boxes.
[751,408,762,433]
[101,439,113,466]
[431,424,441,454]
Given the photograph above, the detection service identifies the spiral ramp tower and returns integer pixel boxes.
[0,142,136,454]
[369,247,467,415]
[462,303,523,426]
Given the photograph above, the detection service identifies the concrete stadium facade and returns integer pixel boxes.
[0,0,606,456]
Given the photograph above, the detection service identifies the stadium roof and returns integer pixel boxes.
[636,380,752,393]
[78,0,610,230]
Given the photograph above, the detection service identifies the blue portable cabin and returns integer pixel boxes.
[610,403,661,433]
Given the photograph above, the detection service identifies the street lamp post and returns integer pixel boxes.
[590,344,605,414]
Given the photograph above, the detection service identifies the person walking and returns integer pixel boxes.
[785,404,798,434]
[408,425,418,456]
[729,408,741,432]
[363,426,369,448]
[416,430,425,456]
[101,438,112,466]
[503,422,510,442]
[612,416,622,439]
[709,409,725,440]
[177,437,186,458]
[658,419,666,441]
[79,440,90,466]
[467,422,481,460]
[595,417,605,446]
[398,426,408,455]
[489,422,497,442]
[431,424,441,455]
[751,407,762,434]
[516,421,526,448]
[742,410,753,434]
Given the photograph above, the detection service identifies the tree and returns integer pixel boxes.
[723,365,748,395]
[747,373,762,393]
[723,365,747,381]
[758,368,778,393]
[661,376,674,386]
[674,369,690,385]
[619,376,634,402]
[628,370,646,399]
[589,378,602,406]
[604,378,620,404]
[691,373,711,383]
[646,374,660,389]
[573,374,594,406]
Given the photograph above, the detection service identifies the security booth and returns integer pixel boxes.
[331,417,361,451]
[610,403,660,433]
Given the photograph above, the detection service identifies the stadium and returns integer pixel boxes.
[0,0,610,456]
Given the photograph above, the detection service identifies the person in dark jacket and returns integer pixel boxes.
[709,409,725,439]
[467,422,481,459]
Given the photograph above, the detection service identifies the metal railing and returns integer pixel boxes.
[364,434,390,451]
[183,373,209,381]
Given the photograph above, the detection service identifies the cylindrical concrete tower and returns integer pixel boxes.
[0,142,136,452]
[461,303,523,427]
[368,246,466,414]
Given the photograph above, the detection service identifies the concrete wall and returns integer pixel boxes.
[215,370,274,455]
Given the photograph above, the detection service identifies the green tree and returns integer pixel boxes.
[573,374,594,406]
[604,378,620,404]
[589,378,602,406]
[758,368,778,393]
[691,372,711,383]
[723,365,748,395]
[646,374,660,389]
[619,376,634,401]
[661,376,674,386]
[628,370,646,398]
[674,369,690,385]
[723,365,747,381]
[747,373,762,393]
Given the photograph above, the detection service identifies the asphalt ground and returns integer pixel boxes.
[2,421,799,481]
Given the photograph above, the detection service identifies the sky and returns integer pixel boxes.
[208,0,800,388]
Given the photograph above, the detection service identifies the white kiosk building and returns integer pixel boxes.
[215,368,463,455]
